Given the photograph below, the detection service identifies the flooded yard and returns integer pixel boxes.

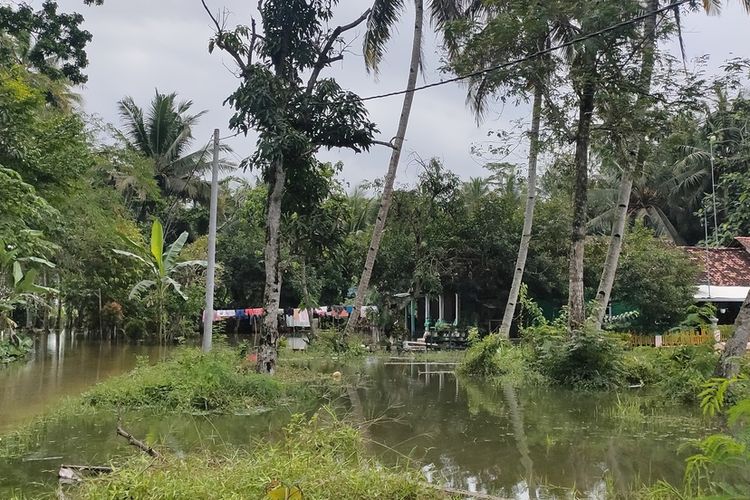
[0,337,712,498]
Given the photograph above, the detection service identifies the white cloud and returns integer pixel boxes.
[51,0,750,187]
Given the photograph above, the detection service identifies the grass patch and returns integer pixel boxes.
[68,411,445,500]
[623,345,720,404]
[81,346,332,413]
[0,345,340,459]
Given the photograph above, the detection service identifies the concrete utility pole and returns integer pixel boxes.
[202,129,220,352]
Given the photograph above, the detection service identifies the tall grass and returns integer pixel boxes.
[71,410,443,499]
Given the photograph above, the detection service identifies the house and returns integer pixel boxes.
[682,237,750,324]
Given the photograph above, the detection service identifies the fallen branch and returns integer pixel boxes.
[116,425,161,458]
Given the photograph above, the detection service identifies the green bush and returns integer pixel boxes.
[123,318,147,340]
[527,327,626,390]
[308,329,366,357]
[622,344,720,403]
[460,334,506,377]
[0,335,33,363]
[81,346,323,413]
[459,334,538,384]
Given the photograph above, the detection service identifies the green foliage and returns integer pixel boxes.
[0,1,101,85]
[81,346,323,413]
[72,411,436,499]
[622,345,720,403]
[0,334,32,363]
[587,224,699,332]
[651,374,750,498]
[0,167,59,257]
[113,219,206,340]
[679,303,717,330]
[0,242,57,341]
[459,334,537,385]
[527,326,626,390]
[308,330,366,357]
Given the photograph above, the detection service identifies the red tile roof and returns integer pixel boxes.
[682,243,750,287]
[735,237,750,253]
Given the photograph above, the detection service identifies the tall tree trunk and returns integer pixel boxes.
[591,0,659,329]
[499,84,543,338]
[715,289,750,378]
[258,159,286,374]
[345,0,424,335]
[568,65,596,331]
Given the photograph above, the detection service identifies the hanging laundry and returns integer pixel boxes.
[296,309,310,328]
[216,310,235,320]
[344,305,354,314]
[235,309,248,319]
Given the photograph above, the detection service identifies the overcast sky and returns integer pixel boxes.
[50,0,750,188]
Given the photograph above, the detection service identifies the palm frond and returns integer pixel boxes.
[117,96,151,156]
[363,0,406,73]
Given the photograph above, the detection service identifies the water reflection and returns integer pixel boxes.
[0,351,713,499]
[0,331,169,433]
[358,360,710,498]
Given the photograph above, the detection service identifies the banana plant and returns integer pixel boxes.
[0,241,57,344]
[114,219,206,341]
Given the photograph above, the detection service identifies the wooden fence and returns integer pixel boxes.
[627,328,726,348]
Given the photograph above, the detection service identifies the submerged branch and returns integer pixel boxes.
[116,425,161,458]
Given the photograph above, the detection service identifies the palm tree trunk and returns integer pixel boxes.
[592,175,633,327]
[568,71,596,331]
[258,159,286,374]
[499,84,543,338]
[715,289,750,378]
[591,0,659,330]
[345,0,424,336]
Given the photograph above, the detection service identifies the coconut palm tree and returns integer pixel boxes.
[592,0,750,329]
[345,0,475,334]
[462,177,490,213]
[442,1,575,336]
[117,90,231,205]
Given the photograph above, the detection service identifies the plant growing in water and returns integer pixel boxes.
[0,241,56,360]
[114,220,205,341]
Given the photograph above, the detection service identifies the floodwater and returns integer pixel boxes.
[0,338,713,498]
[0,331,169,434]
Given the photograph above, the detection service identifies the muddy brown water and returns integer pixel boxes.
[0,335,712,498]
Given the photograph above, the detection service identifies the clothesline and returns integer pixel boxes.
[203,305,378,325]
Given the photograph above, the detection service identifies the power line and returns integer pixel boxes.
[357,0,691,103]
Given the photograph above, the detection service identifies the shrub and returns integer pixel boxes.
[622,344,720,403]
[459,334,538,384]
[528,326,626,390]
[460,334,505,377]
[81,346,324,413]
[123,318,147,340]
[0,334,33,363]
